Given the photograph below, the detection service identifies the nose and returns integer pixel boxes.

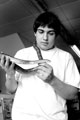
[43,32,48,41]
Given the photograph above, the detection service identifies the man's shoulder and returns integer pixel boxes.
[14,46,35,58]
[56,47,73,59]
[18,46,34,52]
[17,46,34,53]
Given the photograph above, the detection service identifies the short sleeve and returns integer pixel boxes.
[64,54,80,88]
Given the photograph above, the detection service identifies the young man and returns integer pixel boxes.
[0,11,80,120]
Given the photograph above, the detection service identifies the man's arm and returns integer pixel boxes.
[0,54,18,94]
[5,74,18,94]
[50,76,78,100]
[36,63,79,100]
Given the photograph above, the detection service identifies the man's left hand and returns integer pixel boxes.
[36,63,54,83]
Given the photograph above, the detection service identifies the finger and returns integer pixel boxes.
[36,69,45,75]
[0,55,6,66]
[37,65,50,73]
[5,57,11,69]
[36,72,44,80]
[10,62,15,70]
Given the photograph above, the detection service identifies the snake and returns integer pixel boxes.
[0,52,50,74]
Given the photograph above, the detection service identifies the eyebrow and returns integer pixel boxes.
[37,28,55,32]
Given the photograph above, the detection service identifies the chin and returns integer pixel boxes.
[38,44,51,50]
[40,46,49,51]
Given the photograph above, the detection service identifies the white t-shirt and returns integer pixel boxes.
[12,46,80,120]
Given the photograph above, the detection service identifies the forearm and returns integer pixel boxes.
[49,76,78,100]
[5,74,18,94]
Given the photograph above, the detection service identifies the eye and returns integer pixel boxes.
[37,29,44,34]
[49,32,55,35]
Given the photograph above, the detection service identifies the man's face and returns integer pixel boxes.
[34,26,56,50]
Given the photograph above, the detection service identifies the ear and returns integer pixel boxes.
[34,32,36,37]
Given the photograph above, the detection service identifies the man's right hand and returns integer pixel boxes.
[0,54,15,76]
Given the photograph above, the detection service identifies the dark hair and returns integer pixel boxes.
[33,11,75,45]
[33,11,61,35]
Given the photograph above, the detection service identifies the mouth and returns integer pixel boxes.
[41,42,48,46]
